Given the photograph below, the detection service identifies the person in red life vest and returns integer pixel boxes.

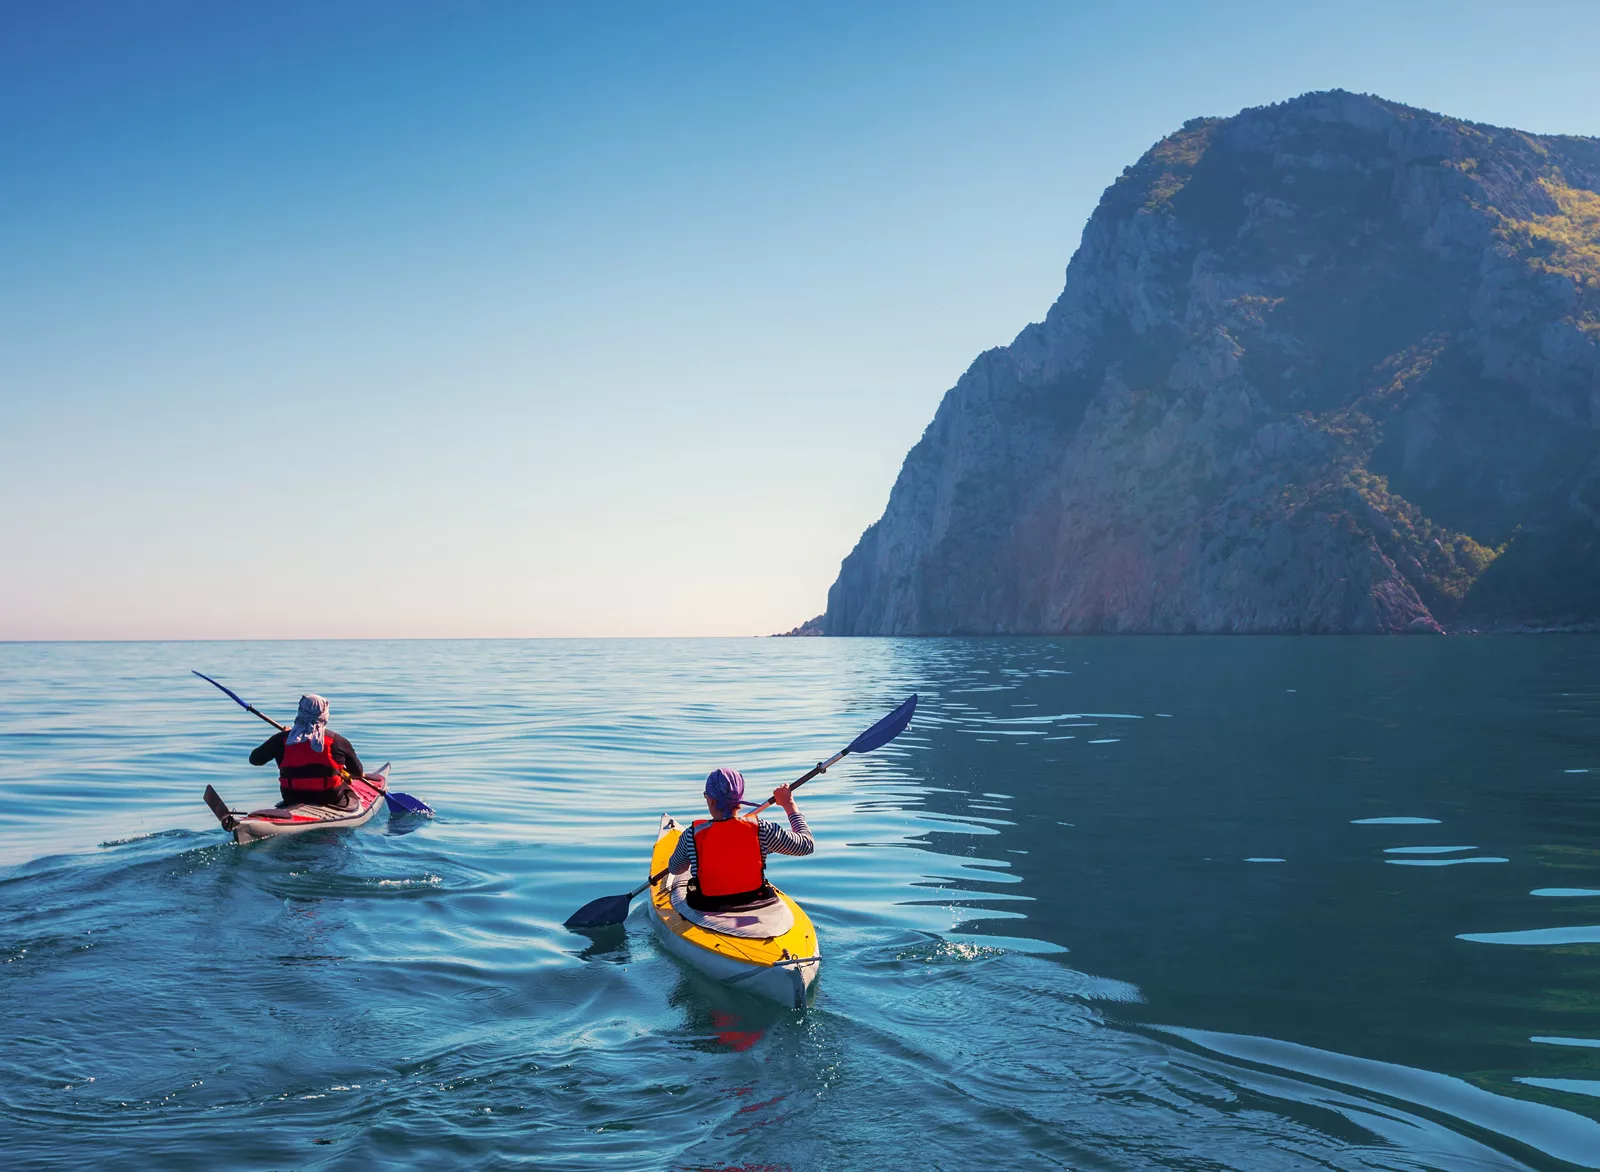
[247,694,366,808]
[666,767,815,912]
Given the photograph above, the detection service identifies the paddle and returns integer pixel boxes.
[192,670,434,817]
[564,694,918,930]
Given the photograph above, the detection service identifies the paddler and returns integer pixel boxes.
[667,767,814,911]
[247,694,366,808]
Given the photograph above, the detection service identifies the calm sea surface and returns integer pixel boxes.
[3,637,1600,1170]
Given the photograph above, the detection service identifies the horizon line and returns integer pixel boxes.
[0,634,810,644]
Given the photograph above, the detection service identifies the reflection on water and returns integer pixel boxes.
[1459,925,1600,945]
[1517,1078,1600,1099]
[1162,1026,1600,1168]
[1384,845,1477,854]
[1352,816,1443,824]
[2,635,1600,1169]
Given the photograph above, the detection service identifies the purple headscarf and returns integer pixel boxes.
[704,767,745,818]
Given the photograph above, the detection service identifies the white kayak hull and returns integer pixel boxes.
[207,765,390,844]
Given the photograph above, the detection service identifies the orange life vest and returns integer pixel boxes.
[279,733,345,794]
[691,817,765,898]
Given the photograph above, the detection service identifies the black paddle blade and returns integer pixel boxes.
[202,785,237,831]
[564,892,635,929]
[847,694,918,755]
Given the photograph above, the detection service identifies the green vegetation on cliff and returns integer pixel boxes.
[820,92,1600,636]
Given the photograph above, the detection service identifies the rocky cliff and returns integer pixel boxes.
[819,91,1600,635]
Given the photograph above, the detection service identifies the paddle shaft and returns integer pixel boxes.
[193,671,289,732]
[748,749,845,816]
[634,749,848,894]
[244,707,288,733]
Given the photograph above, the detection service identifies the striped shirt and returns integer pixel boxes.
[667,809,814,877]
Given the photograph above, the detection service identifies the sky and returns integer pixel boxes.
[4,0,1599,639]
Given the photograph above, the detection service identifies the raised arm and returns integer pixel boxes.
[759,785,815,857]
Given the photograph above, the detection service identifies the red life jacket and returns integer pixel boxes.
[279,732,345,794]
[691,817,765,898]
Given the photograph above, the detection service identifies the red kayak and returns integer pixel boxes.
[203,764,391,844]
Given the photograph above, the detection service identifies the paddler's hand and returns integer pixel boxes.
[772,784,798,813]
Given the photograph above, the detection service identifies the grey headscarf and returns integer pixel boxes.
[285,694,330,751]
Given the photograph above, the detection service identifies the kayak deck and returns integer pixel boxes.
[647,814,820,1009]
[204,765,390,844]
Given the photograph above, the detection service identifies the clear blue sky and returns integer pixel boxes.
[4,0,1598,638]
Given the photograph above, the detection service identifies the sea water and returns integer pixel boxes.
[3,636,1600,1169]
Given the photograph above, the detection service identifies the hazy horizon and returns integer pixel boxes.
[6,1,1599,639]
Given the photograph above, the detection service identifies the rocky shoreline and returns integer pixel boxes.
[774,624,1600,636]
[802,91,1600,636]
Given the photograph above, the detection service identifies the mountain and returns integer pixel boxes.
[815,91,1600,635]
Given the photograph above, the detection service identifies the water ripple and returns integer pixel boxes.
[5,636,1600,1168]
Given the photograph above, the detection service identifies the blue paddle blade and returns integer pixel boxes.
[193,670,250,710]
[847,695,918,755]
[384,791,435,817]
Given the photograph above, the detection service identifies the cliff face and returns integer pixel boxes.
[822,91,1600,635]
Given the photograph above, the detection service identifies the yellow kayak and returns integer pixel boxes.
[647,813,820,1009]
